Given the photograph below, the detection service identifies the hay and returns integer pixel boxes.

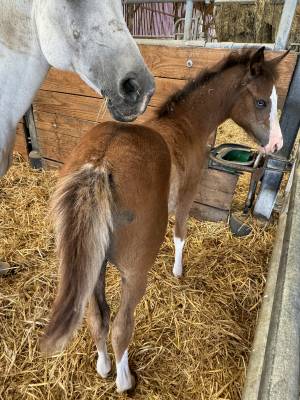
[0,122,277,400]
[214,2,300,45]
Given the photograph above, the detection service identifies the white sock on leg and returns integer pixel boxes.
[173,236,185,277]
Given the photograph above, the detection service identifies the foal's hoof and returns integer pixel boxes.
[116,370,136,394]
[96,353,112,378]
[172,264,183,278]
[0,262,11,276]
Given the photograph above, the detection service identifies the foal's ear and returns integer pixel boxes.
[249,46,265,77]
[266,49,290,68]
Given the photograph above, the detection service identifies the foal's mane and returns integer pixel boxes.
[157,48,276,118]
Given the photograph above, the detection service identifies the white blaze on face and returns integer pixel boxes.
[264,86,283,154]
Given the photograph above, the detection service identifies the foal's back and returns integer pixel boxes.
[62,121,171,268]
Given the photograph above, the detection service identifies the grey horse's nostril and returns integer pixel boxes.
[120,78,140,102]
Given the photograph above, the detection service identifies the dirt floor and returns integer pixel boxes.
[0,120,277,400]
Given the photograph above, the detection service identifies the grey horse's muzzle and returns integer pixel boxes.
[107,72,155,122]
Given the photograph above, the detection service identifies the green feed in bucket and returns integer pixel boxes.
[223,149,254,163]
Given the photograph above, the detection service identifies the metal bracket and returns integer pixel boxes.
[24,106,43,169]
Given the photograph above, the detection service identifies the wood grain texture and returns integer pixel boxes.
[194,187,235,210]
[194,169,238,212]
[190,202,229,222]
[197,168,239,194]
[41,70,185,109]
[139,45,296,107]
[37,128,81,163]
[40,45,296,108]
[15,123,28,160]
[41,69,99,98]
[34,111,95,139]
[33,110,159,163]
[33,112,96,162]
[33,91,157,124]
[139,45,296,82]
[42,158,63,170]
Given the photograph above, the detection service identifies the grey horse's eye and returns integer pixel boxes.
[73,30,81,40]
[256,99,267,109]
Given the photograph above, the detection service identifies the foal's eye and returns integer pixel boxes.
[256,99,267,109]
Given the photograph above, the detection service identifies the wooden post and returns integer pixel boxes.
[275,0,298,49]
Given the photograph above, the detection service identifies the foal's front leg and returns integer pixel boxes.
[173,211,188,277]
[173,195,196,277]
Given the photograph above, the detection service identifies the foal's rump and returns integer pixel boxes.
[42,122,171,353]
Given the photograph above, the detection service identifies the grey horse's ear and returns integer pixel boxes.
[249,46,265,77]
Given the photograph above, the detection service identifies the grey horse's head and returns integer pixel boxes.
[34,0,155,122]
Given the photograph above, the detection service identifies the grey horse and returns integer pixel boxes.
[0,0,155,177]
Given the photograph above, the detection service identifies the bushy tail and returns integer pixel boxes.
[41,163,113,354]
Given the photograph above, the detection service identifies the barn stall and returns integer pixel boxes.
[1,2,300,400]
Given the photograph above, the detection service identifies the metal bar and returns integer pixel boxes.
[258,155,300,400]
[184,0,194,40]
[242,150,300,400]
[253,55,300,220]
[242,183,289,400]
[124,0,188,3]
[278,61,300,159]
[124,0,300,4]
[135,38,275,48]
[24,107,43,169]
[275,0,298,50]
[204,41,275,49]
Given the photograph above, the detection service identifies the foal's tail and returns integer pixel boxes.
[41,163,113,354]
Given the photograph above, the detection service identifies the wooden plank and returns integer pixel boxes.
[40,47,297,108]
[190,202,229,222]
[41,69,99,98]
[41,71,185,109]
[198,169,239,194]
[139,45,296,106]
[192,160,237,222]
[43,47,298,84]
[33,91,157,123]
[139,45,296,79]
[33,91,105,122]
[191,169,238,221]
[42,158,63,170]
[15,123,28,160]
[34,111,95,139]
[194,186,235,210]
[38,128,81,162]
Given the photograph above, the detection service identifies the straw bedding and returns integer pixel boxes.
[0,120,277,400]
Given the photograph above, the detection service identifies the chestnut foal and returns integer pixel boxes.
[42,48,287,392]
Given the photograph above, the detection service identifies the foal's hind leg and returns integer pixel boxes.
[173,193,197,277]
[111,272,148,393]
[87,261,111,378]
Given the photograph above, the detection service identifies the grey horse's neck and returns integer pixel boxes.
[1,1,37,55]
[0,0,49,175]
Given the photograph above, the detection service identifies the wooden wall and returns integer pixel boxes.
[13,45,297,167]
[15,122,28,161]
